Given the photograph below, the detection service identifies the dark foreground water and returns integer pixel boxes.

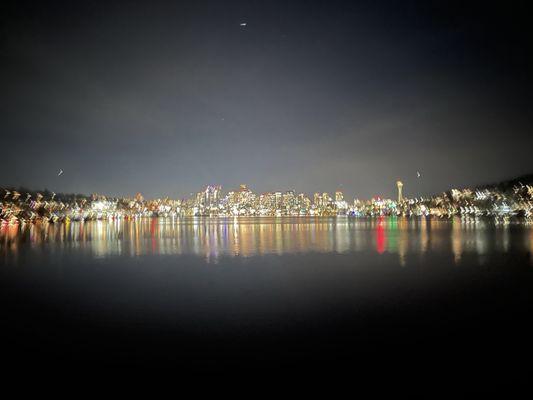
[1,217,533,392]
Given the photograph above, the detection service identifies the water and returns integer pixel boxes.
[2,216,533,264]
[1,217,533,389]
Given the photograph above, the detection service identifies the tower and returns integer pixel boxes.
[396,181,403,203]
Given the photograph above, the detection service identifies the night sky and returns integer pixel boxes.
[1,0,532,200]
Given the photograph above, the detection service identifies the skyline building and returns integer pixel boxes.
[322,193,330,207]
[397,181,404,203]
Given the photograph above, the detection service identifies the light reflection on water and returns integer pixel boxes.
[1,216,533,265]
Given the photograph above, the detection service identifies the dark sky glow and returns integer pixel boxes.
[1,0,532,199]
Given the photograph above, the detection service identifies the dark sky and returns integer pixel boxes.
[1,0,532,200]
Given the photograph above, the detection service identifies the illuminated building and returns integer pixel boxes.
[203,185,222,207]
[283,190,296,211]
[275,192,282,209]
[3,175,533,223]
[396,181,403,203]
[335,191,347,212]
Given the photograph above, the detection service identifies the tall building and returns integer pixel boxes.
[237,184,253,206]
[322,192,330,207]
[204,185,222,207]
[335,191,347,212]
[283,190,295,209]
[196,191,204,206]
[396,181,403,203]
[275,192,282,209]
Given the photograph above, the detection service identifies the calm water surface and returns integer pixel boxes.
[1,216,533,389]
[2,216,533,265]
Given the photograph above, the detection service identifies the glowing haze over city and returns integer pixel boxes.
[2,1,533,200]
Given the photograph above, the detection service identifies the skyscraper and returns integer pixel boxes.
[322,192,330,207]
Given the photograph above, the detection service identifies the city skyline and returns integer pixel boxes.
[2,170,531,202]
[3,174,532,224]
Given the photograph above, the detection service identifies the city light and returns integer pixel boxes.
[1,179,533,225]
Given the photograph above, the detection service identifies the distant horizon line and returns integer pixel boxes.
[2,172,532,201]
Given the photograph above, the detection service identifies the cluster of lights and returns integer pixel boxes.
[1,181,533,226]
[179,184,349,217]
